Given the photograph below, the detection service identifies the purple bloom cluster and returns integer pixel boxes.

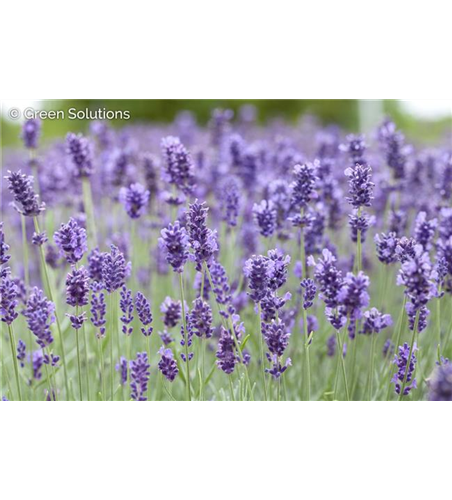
[120,286,134,336]
[130,352,150,401]
[186,200,218,271]
[54,218,87,264]
[188,298,213,339]
[360,308,392,335]
[158,347,179,382]
[66,266,89,307]
[119,183,150,219]
[159,221,189,273]
[24,287,55,348]
[102,244,127,293]
[253,200,277,237]
[135,292,153,336]
[160,297,182,328]
[90,281,106,338]
[262,319,291,378]
[428,362,452,401]
[21,118,41,149]
[161,136,195,194]
[66,132,94,177]
[392,343,418,396]
[5,170,45,216]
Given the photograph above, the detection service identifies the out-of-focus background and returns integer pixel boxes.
[2,99,451,147]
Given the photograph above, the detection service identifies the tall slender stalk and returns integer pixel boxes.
[75,306,83,400]
[33,216,70,397]
[367,333,377,400]
[335,328,350,401]
[82,316,90,401]
[179,272,191,401]
[301,306,310,400]
[7,324,22,401]
[82,176,98,248]
[257,303,268,401]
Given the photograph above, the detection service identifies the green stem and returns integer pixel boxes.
[98,339,106,401]
[82,316,90,401]
[109,292,115,401]
[33,216,70,398]
[386,296,407,401]
[82,176,98,248]
[179,272,191,401]
[257,303,268,401]
[367,333,377,400]
[335,329,350,401]
[301,306,310,400]
[75,306,83,401]
[21,216,30,289]
[7,324,22,401]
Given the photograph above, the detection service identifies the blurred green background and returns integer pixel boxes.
[2,99,451,148]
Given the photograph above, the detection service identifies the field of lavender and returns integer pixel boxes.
[1,108,451,402]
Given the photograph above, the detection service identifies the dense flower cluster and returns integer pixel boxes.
[130,352,150,401]
[119,183,150,219]
[5,170,45,216]
[66,132,94,177]
[54,218,87,264]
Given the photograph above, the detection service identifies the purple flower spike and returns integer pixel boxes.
[360,308,392,335]
[161,136,195,194]
[414,211,437,251]
[344,163,374,208]
[66,132,94,177]
[116,357,128,385]
[253,199,277,238]
[216,326,238,375]
[130,352,150,401]
[159,221,189,273]
[0,276,19,325]
[66,266,89,307]
[102,244,127,293]
[119,183,150,219]
[120,286,134,336]
[158,347,179,382]
[21,118,41,149]
[135,292,153,336]
[188,298,213,339]
[308,248,343,308]
[90,281,106,339]
[375,232,398,264]
[87,247,104,283]
[244,255,273,303]
[5,170,45,217]
[32,231,48,246]
[17,340,26,368]
[262,319,291,378]
[300,279,316,310]
[24,287,55,348]
[392,343,417,396]
[66,312,87,330]
[160,297,182,329]
[290,163,318,211]
[186,200,218,271]
[428,362,452,401]
[54,217,87,264]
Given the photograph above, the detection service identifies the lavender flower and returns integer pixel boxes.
[186,200,218,271]
[253,199,277,237]
[360,308,392,335]
[102,244,127,293]
[260,291,291,323]
[66,266,89,307]
[340,134,366,164]
[221,177,240,227]
[135,292,153,336]
[392,343,417,396]
[160,297,182,328]
[54,217,87,264]
[159,329,174,346]
[414,211,437,251]
[378,119,408,180]
[326,334,336,357]
[159,221,189,273]
[267,249,291,291]
[32,231,48,246]
[216,326,238,374]
[428,362,452,401]
[21,118,41,149]
[290,163,317,210]
[17,340,26,368]
[116,357,128,385]
[142,153,159,198]
[67,312,87,330]
[375,232,398,264]
[120,286,134,336]
[5,170,45,216]
[395,237,417,263]
[244,255,273,303]
[262,319,291,378]
[300,279,316,309]
[90,282,106,338]
[344,163,374,208]
[337,272,370,337]
[130,352,150,401]
[158,347,179,382]
[24,287,55,348]
[0,222,10,268]
[119,183,150,219]
[382,339,394,358]
[0,276,19,325]
[188,298,213,339]
[32,350,44,380]
[87,247,104,283]
[66,132,94,177]
[161,136,195,194]
[348,211,375,243]
[308,249,343,308]
[388,209,407,236]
